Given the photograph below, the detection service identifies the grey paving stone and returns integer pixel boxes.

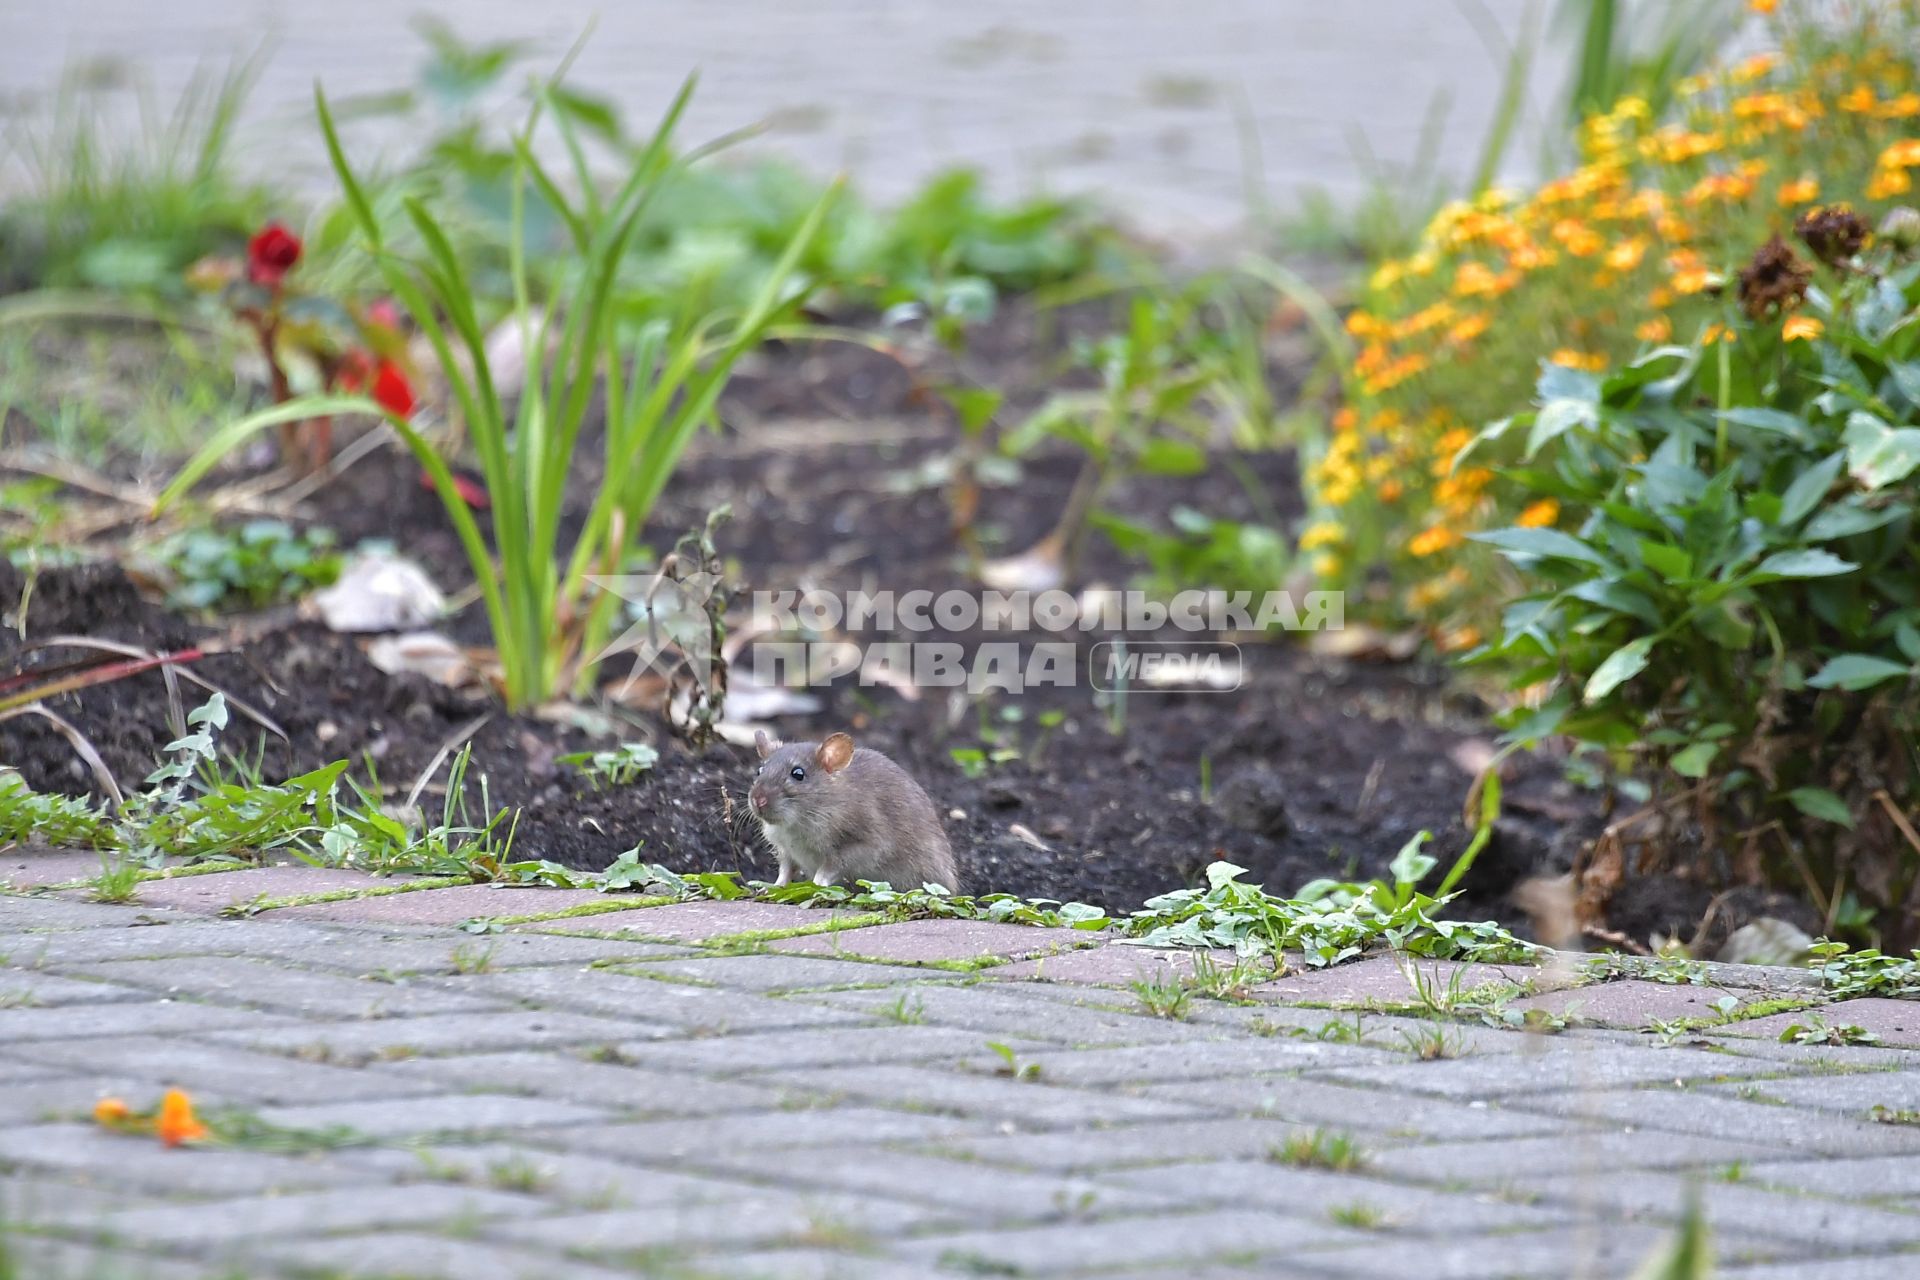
[367,1049,787,1113]
[694,1143,1182,1219]
[1320,1041,1787,1098]
[1698,1034,1920,1070]
[896,1208,1364,1273]
[342,1142,752,1209]
[491,1188,948,1253]
[802,982,1200,1045]
[0,896,185,930]
[989,944,1244,984]
[1713,999,1920,1048]
[1506,1085,1920,1156]
[1729,1154,1920,1199]
[770,1062,1209,1128]
[251,1092,610,1139]
[1099,1159,1577,1234]
[568,900,867,942]
[958,1036,1387,1086]
[267,883,623,924]
[0,970,152,1007]
[1367,1131,1787,1188]
[0,1172,182,1224]
[1717,1251,1920,1279]
[1,999,299,1041]
[248,1232,636,1280]
[87,1184,547,1247]
[198,1008,651,1064]
[1513,978,1767,1028]
[0,1074,258,1126]
[532,1107,988,1162]
[1290,1223,1674,1279]
[0,1237,217,1280]
[1530,1169,1920,1251]
[1140,1075,1577,1140]
[620,953,943,992]
[933,1117,1351,1173]
[313,930,693,975]
[0,1123,366,1195]
[3,917,378,966]
[631,1023,1044,1075]
[127,866,388,914]
[432,966,880,1032]
[1252,955,1535,1006]
[0,848,104,890]
[673,1250,935,1280]
[767,919,1093,964]
[57,955,507,1018]
[5,1034,447,1105]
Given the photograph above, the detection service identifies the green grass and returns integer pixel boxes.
[1271,1128,1368,1172]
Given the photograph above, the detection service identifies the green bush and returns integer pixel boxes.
[1470,223,1920,941]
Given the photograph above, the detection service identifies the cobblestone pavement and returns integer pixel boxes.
[0,0,1581,238]
[5,854,1920,1279]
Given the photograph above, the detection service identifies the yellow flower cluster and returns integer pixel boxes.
[1308,6,1920,631]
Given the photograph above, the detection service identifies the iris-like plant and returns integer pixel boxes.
[158,75,836,710]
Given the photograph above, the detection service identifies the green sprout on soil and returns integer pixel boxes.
[982,1041,1041,1081]
[1271,1129,1367,1173]
[557,742,660,789]
[1777,1015,1879,1047]
[148,519,342,612]
[88,855,141,904]
[880,994,927,1025]
[1128,970,1193,1021]
[1327,1201,1389,1229]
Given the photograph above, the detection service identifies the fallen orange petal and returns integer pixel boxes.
[92,1097,131,1125]
[156,1089,209,1147]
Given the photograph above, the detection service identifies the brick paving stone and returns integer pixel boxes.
[2,916,383,965]
[1512,978,1764,1027]
[0,1238,216,1280]
[895,1208,1367,1273]
[1,998,299,1041]
[1529,1169,1920,1252]
[672,1250,936,1280]
[199,1008,655,1064]
[1368,1131,1788,1187]
[769,1062,1211,1128]
[311,930,692,975]
[5,1034,447,1105]
[431,965,882,1032]
[693,1143,1182,1219]
[1320,1041,1787,1098]
[0,847,103,889]
[1506,1085,1920,1156]
[1735,1154,1920,1198]
[990,943,1243,983]
[1694,1033,1920,1070]
[490,1189,949,1253]
[933,1116,1353,1173]
[0,896,188,930]
[368,1048,788,1113]
[1289,1223,1675,1280]
[803,982,1202,1044]
[620,952,943,992]
[87,1184,548,1247]
[118,866,384,914]
[533,1107,988,1163]
[1140,1075,1578,1140]
[0,1123,367,1195]
[251,1092,611,1139]
[58,955,508,1018]
[1099,1160,1578,1233]
[573,899,866,942]
[1251,955,1534,1005]
[268,883,626,924]
[0,1171,189,1221]
[249,1233,636,1280]
[0,1074,258,1126]
[341,1142,751,1209]
[630,1023,1042,1075]
[0,969,151,1006]
[767,918,1093,964]
[961,1036,1388,1086]
[1709,998,1920,1048]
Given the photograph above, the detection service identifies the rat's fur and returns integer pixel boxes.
[749,731,959,892]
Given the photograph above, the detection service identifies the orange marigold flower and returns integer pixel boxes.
[1552,218,1603,257]
[1703,323,1738,346]
[1879,93,1920,119]
[1437,625,1483,653]
[1448,313,1491,345]
[93,1098,132,1125]
[1409,526,1463,558]
[1636,316,1673,342]
[1550,348,1607,372]
[1840,85,1878,114]
[1869,168,1914,199]
[1882,139,1920,169]
[1777,176,1819,205]
[1749,0,1777,15]
[1378,479,1405,502]
[1516,499,1561,528]
[1782,315,1824,342]
[1604,237,1648,271]
[1731,51,1780,81]
[157,1089,209,1147]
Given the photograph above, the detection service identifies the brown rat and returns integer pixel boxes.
[748,730,959,892]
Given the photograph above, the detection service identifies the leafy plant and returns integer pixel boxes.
[149,520,343,611]
[1272,1129,1367,1172]
[983,1040,1041,1080]
[1807,940,1920,998]
[1128,970,1193,1020]
[160,76,836,711]
[1778,1014,1878,1046]
[0,772,108,847]
[1470,230,1920,941]
[557,742,660,789]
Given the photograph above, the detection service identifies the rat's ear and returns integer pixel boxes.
[755,729,775,761]
[816,732,855,773]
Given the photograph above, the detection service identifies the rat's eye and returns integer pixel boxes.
[789,765,806,782]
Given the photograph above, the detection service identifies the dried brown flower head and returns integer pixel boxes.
[1794,204,1870,266]
[1738,235,1812,319]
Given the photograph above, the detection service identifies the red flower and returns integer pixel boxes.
[371,361,415,418]
[246,222,302,288]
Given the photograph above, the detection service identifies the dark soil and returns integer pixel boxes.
[2,302,1607,926]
